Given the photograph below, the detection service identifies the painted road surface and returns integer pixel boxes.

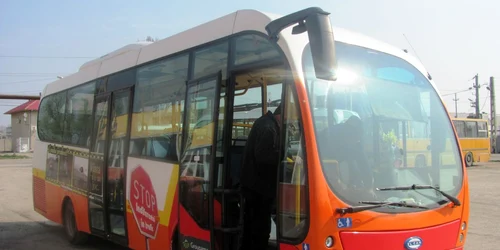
[0,158,126,250]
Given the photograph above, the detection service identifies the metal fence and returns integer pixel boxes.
[0,138,12,152]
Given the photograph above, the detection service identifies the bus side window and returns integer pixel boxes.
[130,53,189,162]
[478,121,488,138]
[63,81,95,147]
[278,85,308,240]
[453,120,466,138]
[233,85,262,138]
[465,121,478,138]
[38,91,66,143]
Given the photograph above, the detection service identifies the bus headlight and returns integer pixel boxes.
[325,236,334,248]
[461,222,467,230]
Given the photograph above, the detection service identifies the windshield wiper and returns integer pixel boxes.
[336,201,428,215]
[376,184,461,206]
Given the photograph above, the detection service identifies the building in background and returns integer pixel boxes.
[4,100,39,152]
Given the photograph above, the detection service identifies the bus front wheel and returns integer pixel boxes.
[465,152,473,167]
[63,199,88,245]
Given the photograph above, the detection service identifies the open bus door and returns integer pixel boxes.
[178,71,222,249]
[88,88,132,246]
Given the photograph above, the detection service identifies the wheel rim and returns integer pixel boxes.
[466,154,472,165]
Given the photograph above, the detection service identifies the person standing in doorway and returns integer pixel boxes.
[238,103,282,250]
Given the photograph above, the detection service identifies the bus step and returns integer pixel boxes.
[214,226,242,233]
[213,188,239,195]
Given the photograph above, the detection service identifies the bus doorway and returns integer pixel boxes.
[178,71,223,250]
[221,66,286,250]
[224,67,309,250]
[88,88,132,246]
[175,32,302,250]
[177,64,287,250]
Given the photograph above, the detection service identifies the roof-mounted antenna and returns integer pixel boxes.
[403,33,432,80]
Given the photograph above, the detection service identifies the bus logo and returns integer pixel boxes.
[404,236,423,249]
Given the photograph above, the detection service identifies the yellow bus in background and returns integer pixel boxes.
[452,117,490,167]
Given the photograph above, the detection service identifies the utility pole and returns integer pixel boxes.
[453,93,459,118]
[474,74,480,118]
[490,76,496,153]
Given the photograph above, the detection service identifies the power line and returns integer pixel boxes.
[0,78,55,84]
[0,55,97,59]
[0,74,68,78]
[3,90,42,94]
[442,88,472,96]
[403,34,425,67]
[453,97,487,104]
[481,96,489,111]
[0,72,68,75]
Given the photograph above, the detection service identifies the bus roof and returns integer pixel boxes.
[42,8,434,98]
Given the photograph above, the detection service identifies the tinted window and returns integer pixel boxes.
[465,121,478,137]
[130,53,189,162]
[453,120,466,138]
[478,121,488,138]
[63,82,96,146]
[38,91,67,142]
[234,34,280,65]
[193,42,228,80]
[107,69,136,92]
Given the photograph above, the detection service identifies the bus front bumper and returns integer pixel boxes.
[339,219,463,250]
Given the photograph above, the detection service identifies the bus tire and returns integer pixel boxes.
[63,199,88,245]
[465,152,473,167]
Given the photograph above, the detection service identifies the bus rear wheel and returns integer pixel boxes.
[63,199,88,245]
[465,152,473,167]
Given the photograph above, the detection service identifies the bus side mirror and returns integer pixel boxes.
[265,7,337,81]
[304,12,337,81]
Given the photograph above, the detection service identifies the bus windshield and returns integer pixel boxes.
[302,42,463,211]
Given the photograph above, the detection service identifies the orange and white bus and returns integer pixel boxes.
[451,117,491,167]
[33,7,469,250]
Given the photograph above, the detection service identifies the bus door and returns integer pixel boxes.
[88,88,132,246]
[178,72,222,249]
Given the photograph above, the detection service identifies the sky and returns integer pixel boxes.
[0,0,498,126]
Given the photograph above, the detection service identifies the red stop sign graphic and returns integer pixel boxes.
[130,165,159,239]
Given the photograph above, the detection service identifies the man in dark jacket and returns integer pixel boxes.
[238,104,282,250]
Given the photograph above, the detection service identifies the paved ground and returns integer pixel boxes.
[463,154,500,250]
[0,157,126,250]
[0,155,498,249]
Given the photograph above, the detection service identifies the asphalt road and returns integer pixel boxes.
[0,156,498,249]
[0,158,126,250]
[462,155,500,250]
